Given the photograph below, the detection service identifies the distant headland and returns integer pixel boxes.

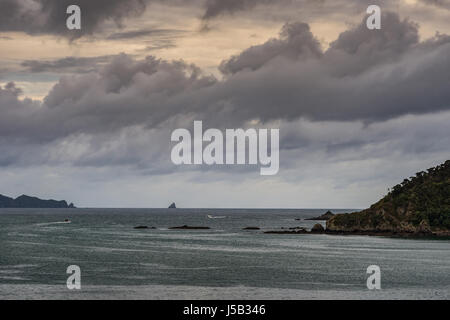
[0,194,75,208]
[326,160,450,237]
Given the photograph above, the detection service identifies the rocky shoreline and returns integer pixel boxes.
[265,228,450,238]
[325,229,449,237]
[132,225,450,238]
[133,218,450,238]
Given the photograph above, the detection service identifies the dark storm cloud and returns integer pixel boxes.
[219,22,322,74]
[1,81,22,96]
[2,12,450,172]
[4,12,450,137]
[201,0,393,20]
[141,41,177,51]
[212,12,450,122]
[21,55,118,73]
[0,0,207,39]
[325,13,419,75]
[419,0,450,10]
[220,12,420,77]
[106,28,186,40]
[0,0,399,39]
[202,0,275,19]
[0,0,149,38]
[0,54,217,143]
[106,28,186,51]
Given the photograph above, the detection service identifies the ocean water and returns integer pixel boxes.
[0,208,449,300]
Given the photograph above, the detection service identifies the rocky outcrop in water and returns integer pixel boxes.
[305,211,335,221]
[169,225,210,230]
[168,202,176,209]
[0,194,75,208]
[311,223,325,233]
[264,229,308,234]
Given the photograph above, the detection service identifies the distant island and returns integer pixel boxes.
[327,160,450,237]
[0,194,75,208]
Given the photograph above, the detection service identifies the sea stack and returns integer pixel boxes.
[168,202,176,209]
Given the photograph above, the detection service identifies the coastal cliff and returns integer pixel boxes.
[327,160,450,237]
[0,194,75,208]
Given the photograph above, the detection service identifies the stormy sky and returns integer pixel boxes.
[0,0,449,208]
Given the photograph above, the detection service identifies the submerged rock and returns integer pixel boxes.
[264,229,308,234]
[169,225,210,230]
[282,226,307,231]
[311,223,325,233]
[305,211,335,221]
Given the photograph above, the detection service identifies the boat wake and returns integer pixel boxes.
[207,215,226,219]
[35,221,71,226]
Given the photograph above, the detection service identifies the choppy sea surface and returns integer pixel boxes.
[0,208,449,300]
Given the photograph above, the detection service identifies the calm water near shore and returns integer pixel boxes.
[0,208,449,299]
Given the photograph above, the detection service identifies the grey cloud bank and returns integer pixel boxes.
[0,0,150,38]
[3,13,450,140]
[20,55,119,74]
[419,0,450,10]
[1,9,450,207]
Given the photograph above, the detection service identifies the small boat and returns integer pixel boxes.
[64,219,71,223]
[207,215,226,219]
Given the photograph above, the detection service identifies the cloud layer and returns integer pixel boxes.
[2,12,450,143]
[1,10,450,206]
[0,0,149,38]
